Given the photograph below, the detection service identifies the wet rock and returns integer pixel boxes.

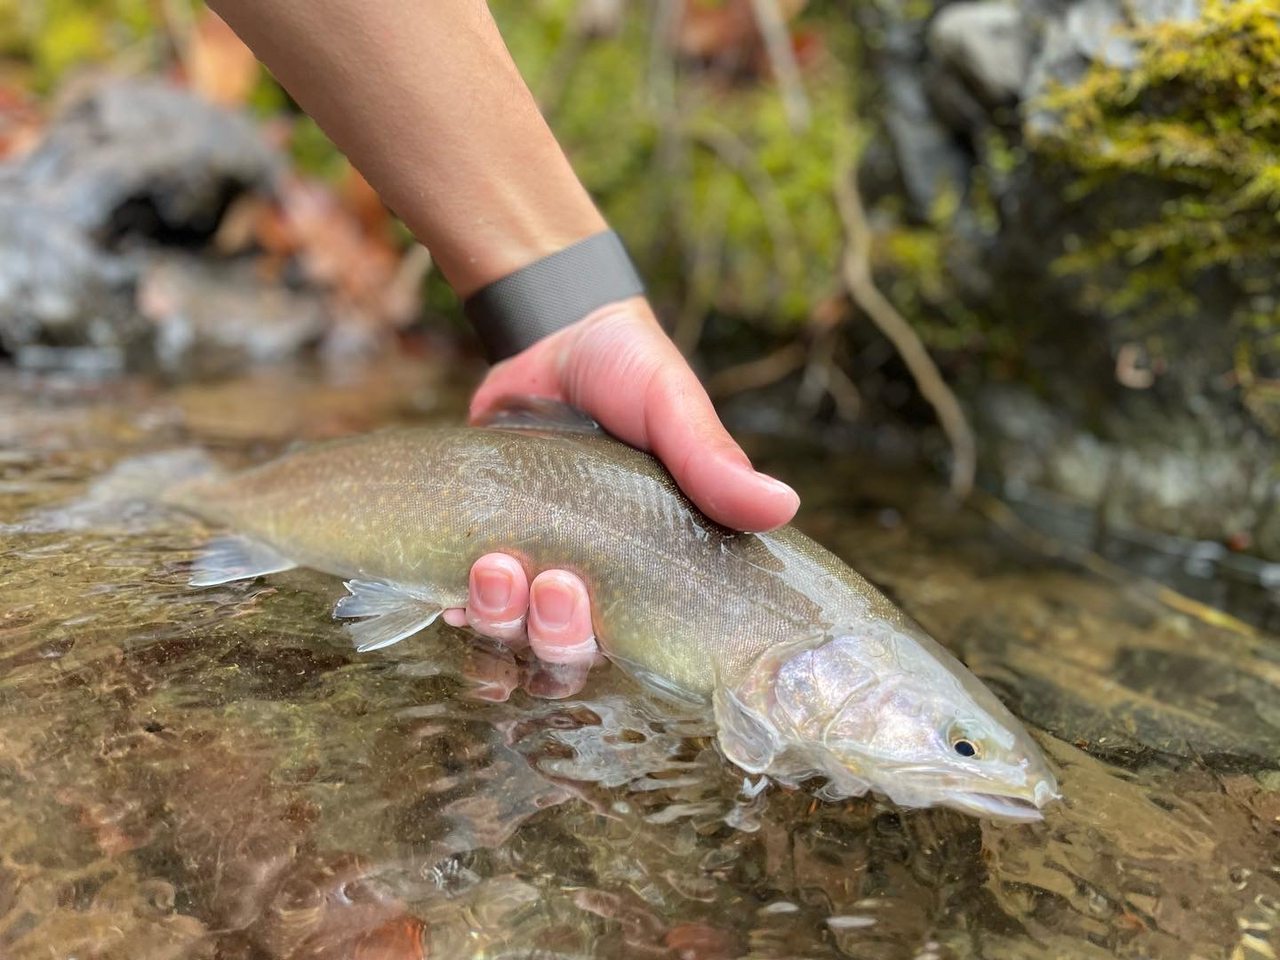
[927,2,1033,105]
[0,78,279,242]
[977,386,1280,545]
[0,80,358,376]
[884,77,971,218]
[1062,0,1137,66]
[877,35,972,218]
[860,0,1279,559]
[0,199,142,370]
[1128,0,1200,24]
[137,255,329,376]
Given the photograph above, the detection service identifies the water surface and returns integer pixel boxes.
[0,358,1276,959]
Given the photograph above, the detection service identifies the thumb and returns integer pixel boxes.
[562,306,800,532]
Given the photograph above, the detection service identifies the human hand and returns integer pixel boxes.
[443,297,799,695]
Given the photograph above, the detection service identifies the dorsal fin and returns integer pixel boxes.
[474,396,605,436]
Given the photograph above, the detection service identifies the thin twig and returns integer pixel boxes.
[747,0,810,133]
[673,177,733,354]
[706,342,808,398]
[824,362,863,421]
[971,490,1260,640]
[797,326,835,411]
[385,243,434,327]
[832,141,977,496]
[160,0,197,73]
[648,0,684,115]
[797,325,860,421]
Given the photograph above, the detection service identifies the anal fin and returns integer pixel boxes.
[190,535,297,587]
[334,580,442,652]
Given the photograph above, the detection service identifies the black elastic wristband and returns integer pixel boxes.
[463,229,645,362]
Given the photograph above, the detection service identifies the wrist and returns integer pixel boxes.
[463,229,644,362]
[432,180,608,298]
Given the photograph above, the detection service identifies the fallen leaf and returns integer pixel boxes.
[0,81,43,160]
[184,8,260,107]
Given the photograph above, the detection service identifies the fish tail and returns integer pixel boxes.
[19,449,223,534]
[104,449,225,506]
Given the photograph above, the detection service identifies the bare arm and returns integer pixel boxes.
[209,0,604,295]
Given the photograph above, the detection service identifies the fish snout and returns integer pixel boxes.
[881,758,1059,821]
[947,768,1059,821]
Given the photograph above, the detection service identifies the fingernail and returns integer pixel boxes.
[533,581,575,629]
[475,568,513,611]
[757,473,799,503]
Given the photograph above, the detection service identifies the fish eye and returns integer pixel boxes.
[946,722,986,759]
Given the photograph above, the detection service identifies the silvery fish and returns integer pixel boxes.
[164,401,1059,820]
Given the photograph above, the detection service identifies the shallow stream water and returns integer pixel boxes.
[0,356,1276,959]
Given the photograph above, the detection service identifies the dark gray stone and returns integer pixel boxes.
[0,80,338,375]
[0,199,142,368]
[881,60,973,218]
[0,79,280,240]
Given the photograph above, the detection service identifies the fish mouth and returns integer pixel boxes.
[949,791,1047,821]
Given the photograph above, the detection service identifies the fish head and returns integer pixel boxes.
[768,623,1059,821]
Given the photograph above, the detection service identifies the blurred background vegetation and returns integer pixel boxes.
[1,0,1278,560]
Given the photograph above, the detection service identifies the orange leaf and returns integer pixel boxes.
[185,9,261,107]
[0,81,43,162]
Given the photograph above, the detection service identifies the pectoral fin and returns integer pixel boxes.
[334,580,442,652]
[815,774,872,801]
[712,687,781,775]
[190,535,297,586]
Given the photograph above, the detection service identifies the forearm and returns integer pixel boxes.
[209,0,606,296]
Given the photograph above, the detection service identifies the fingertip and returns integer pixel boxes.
[528,570,597,665]
[525,659,590,699]
[676,448,800,532]
[744,471,801,530]
[466,553,530,644]
[636,364,801,531]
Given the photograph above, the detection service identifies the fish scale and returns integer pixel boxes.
[165,408,1059,819]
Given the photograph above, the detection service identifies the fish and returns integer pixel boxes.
[164,399,1059,821]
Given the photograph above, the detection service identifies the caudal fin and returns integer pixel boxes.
[18,449,222,534]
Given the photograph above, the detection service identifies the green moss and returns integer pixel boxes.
[0,1,19,56]
[873,203,1009,357]
[1031,0,1280,341]
[6,0,163,89]
[288,114,351,181]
